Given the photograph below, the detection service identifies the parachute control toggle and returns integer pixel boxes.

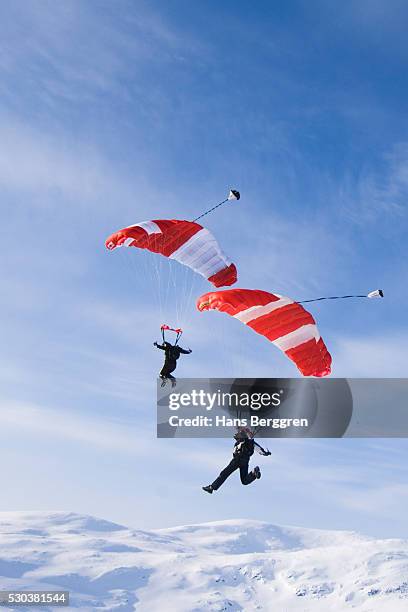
[161,324,183,344]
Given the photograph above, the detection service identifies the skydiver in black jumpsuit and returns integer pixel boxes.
[202,430,271,494]
[154,341,192,387]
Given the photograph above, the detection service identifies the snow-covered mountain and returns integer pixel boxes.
[0,512,407,611]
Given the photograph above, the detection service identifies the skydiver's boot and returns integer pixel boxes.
[253,466,261,479]
[171,377,177,388]
[202,485,214,494]
[160,376,167,387]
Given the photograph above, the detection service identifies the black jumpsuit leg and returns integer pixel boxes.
[211,458,239,490]
[239,461,257,485]
[160,360,177,380]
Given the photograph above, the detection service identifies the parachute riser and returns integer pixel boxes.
[161,324,183,345]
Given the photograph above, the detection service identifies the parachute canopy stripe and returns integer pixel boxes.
[234,295,294,324]
[272,323,319,351]
[249,303,316,342]
[106,219,237,287]
[169,228,231,279]
[197,288,332,377]
[127,220,161,235]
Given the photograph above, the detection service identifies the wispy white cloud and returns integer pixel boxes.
[339,482,408,517]
[235,210,352,296]
[333,334,408,377]
[0,399,144,455]
[337,143,408,223]
[0,398,228,477]
[0,115,134,205]
[0,0,201,107]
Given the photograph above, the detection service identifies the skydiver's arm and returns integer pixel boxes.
[254,441,271,456]
[179,347,192,354]
[154,342,166,350]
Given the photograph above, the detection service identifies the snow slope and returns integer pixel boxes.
[0,512,407,611]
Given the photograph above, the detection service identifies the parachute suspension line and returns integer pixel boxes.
[152,234,164,323]
[173,261,183,326]
[176,259,187,326]
[163,257,173,316]
[297,290,384,304]
[177,260,191,327]
[149,223,199,329]
[155,253,173,327]
[181,259,199,328]
[218,313,238,377]
[183,271,199,329]
[171,262,180,326]
[192,189,240,223]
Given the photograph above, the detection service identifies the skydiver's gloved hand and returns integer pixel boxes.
[255,442,271,456]
[154,342,158,347]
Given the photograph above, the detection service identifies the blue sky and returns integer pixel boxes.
[1,0,408,537]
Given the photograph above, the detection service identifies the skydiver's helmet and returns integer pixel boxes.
[234,429,250,442]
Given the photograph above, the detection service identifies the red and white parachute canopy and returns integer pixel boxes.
[197,288,332,377]
[105,220,237,288]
